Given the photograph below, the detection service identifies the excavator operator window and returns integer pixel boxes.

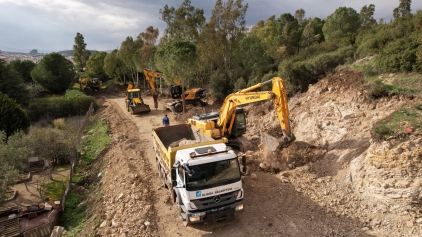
[233,112,246,136]
[171,86,182,99]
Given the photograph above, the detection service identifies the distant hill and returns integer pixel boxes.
[1,49,107,56]
[57,50,98,57]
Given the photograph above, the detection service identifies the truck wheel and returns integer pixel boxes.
[194,100,202,107]
[174,103,183,113]
[156,161,161,177]
[176,197,189,226]
[161,167,168,189]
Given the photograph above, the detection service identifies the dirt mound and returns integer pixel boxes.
[87,100,159,237]
[100,84,126,95]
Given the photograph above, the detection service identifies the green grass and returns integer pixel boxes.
[44,180,66,201]
[79,116,111,165]
[60,114,111,235]
[352,59,422,99]
[372,105,422,140]
[61,191,86,235]
[71,175,84,184]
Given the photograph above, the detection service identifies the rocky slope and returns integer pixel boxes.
[243,69,422,236]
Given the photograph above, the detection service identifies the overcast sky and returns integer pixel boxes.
[0,0,421,53]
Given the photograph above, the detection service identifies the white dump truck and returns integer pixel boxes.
[152,124,244,226]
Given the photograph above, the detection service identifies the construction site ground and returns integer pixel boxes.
[80,68,421,237]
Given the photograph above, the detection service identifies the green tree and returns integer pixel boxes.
[8,60,36,83]
[155,40,197,112]
[0,59,29,107]
[0,92,30,137]
[360,4,377,29]
[300,17,325,48]
[197,0,248,97]
[138,26,159,70]
[239,35,271,78]
[73,32,90,72]
[104,50,129,83]
[86,51,107,79]
[417,11,422,71]
[159,0,205,44]
[30,53,76,93]
[118,36,143,87]
[276,13,301,56]
[249,16,279,58]
[294,8,306,25]
[393,0,412,18]
[322,7,361,46]
[0,130,31,206]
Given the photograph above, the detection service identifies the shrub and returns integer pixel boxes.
[27,90,95,121]
[375,33,419,73]
[53,118,66,130]
[0,92,30,137]
[366,80,390,99]
[279,45,354,94]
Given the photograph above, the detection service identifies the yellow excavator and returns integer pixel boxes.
[125,83,151,114]
[143,68,161,95]
[79,77,102,92]
[143,69,161,109]
[143,68,206,113]
[187,77,295,152]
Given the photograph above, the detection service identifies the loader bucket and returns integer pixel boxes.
[130,104,151,114]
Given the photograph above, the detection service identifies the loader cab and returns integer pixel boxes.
[128,90,141,99]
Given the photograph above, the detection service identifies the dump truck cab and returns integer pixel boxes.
[171,143,244,226]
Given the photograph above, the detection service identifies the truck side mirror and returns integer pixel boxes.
[171,168,177,185]
[242,155,247,173]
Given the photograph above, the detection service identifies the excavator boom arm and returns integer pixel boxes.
[218,77,292,137]
[143,68,162,95]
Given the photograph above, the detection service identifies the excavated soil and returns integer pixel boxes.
[81,68,421,236]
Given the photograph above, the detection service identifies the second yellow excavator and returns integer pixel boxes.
[143,68,206,113]
[79,77,102,92]
[187,77,295,152]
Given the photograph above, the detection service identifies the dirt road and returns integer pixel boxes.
[96,95,372,237]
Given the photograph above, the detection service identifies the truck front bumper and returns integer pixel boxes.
[186,199,244,225]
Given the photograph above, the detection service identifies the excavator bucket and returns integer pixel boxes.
[260,131,296,152]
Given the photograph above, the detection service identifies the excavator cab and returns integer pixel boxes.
[231,108,247,137]
[170,85,184,100]
[192,107,246,138]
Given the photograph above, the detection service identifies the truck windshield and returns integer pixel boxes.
[186,158,241,191]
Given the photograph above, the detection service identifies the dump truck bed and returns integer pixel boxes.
[152,124,227,173]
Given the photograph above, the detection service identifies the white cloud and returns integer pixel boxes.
[0,0,421,52]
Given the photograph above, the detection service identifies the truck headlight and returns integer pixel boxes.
[189,216,201,222]
[235,204,244,211]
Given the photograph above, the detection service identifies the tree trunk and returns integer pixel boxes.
[182,86,186,113]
